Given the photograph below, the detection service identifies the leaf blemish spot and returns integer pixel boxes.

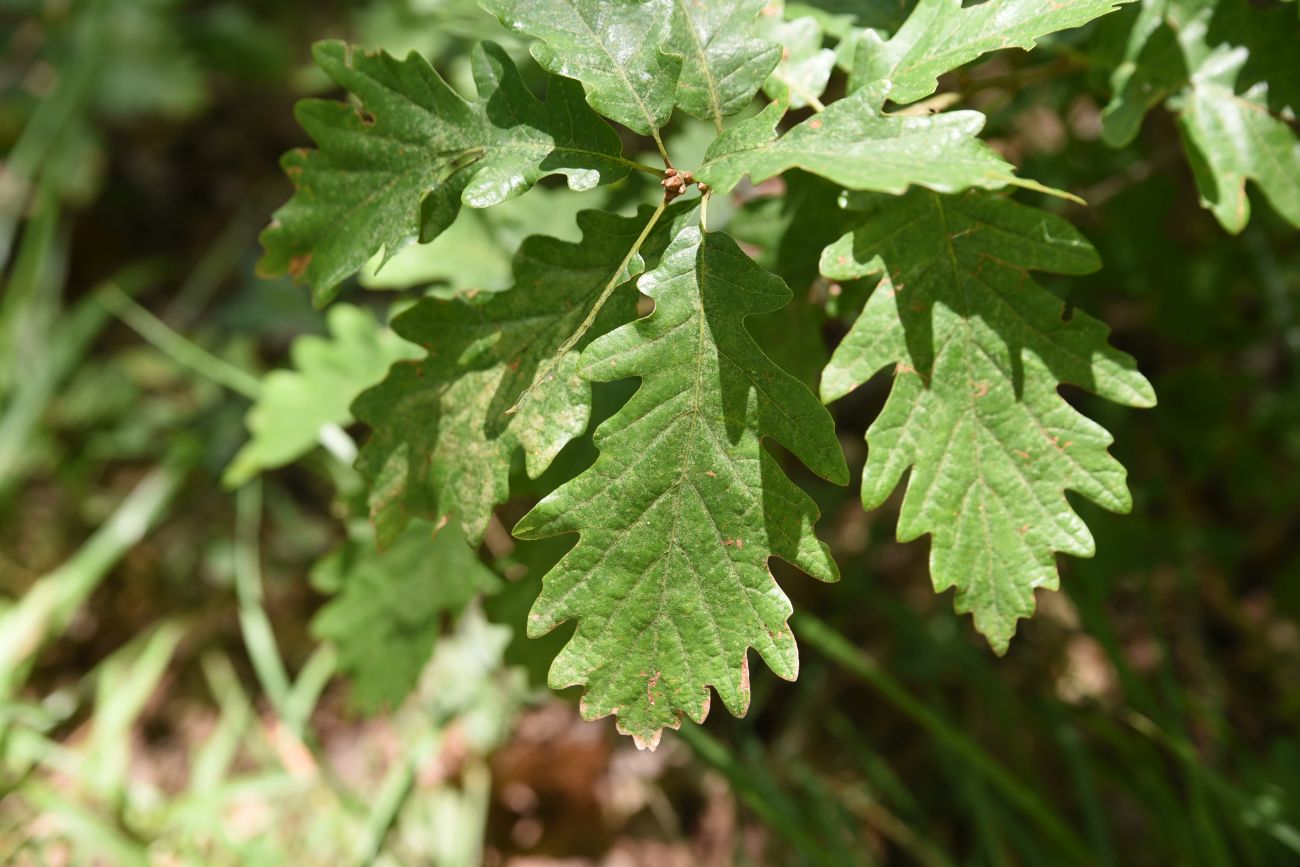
[288,253,312,278]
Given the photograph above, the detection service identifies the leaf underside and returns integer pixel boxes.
[515,225,847,749]
[821,190,1156,651]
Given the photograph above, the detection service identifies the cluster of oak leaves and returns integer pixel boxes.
[255,0,1299,747]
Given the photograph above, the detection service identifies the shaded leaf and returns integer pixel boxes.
[358,186,610,293]
[259,40,632,305]
[759,9,837,109]
[311,521,500,712]
[1101,0,1300,231]
[820,190,1154,651]
[729,172,854,389]
[514,225,848,749]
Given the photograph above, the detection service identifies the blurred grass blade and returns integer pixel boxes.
[0,266,160,499]
[678,723,851,865]
[85,621,185,799]
[0,450,190,699]
[352,731,438,866]
[0,25,100,271]
[1126,711,1300,857]
[0,186,65,403]
[164,207,261,328]
[1052,716,1118,867]
[796,613,1091,865]
[284,644,336,735]
[234,480,292,717]
[18,779,149,867]
[99,283,262,399]
[190,653,255,793]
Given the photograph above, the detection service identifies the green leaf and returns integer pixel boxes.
[514,225,848,749]
[258,40,632,305]
[358,186,611,293]
[478,0,681,137]
[728,172,854,389]
[1180,76,1300,232]
[311,520,500,713]
[728,170,853,296]
[849,0,1124,105]
[670,0,782,124]
[353,204,693,548]
[759,10,837,109]
[695,84,1019,196]
[224,305,420,487]
[820,190,1155,652]
[1101,0,1300,231]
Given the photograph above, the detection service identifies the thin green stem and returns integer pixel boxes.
[650,127,674,168]
[1003,175,1086,205]
[627,159,668,177]
[233,481,292,713]
[98,285,261,399]
[506,196,669,415]
[230,481,365,816]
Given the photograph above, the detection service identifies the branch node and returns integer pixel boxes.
[662,168,695,202]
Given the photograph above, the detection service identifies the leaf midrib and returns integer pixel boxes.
[559,0,664,135]
[673,0,724,127]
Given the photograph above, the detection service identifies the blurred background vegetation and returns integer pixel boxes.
[1,0,1299,864]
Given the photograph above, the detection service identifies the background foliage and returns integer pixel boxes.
[1,0,1299,864]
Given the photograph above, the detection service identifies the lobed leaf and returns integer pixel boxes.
[1101,0,1300,231]
[259,40,631,305]
[695,84,1019,196]
[353,204,694,548]
[514,225,848,749]
[850,0,1126,105]
[670,0,782,125]
[821,190,1155,652]
[758,10,837,110]
[479,0,681,136]
[224,305,420,487]
[1180,76,1300,233]
[311,520,500,712]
